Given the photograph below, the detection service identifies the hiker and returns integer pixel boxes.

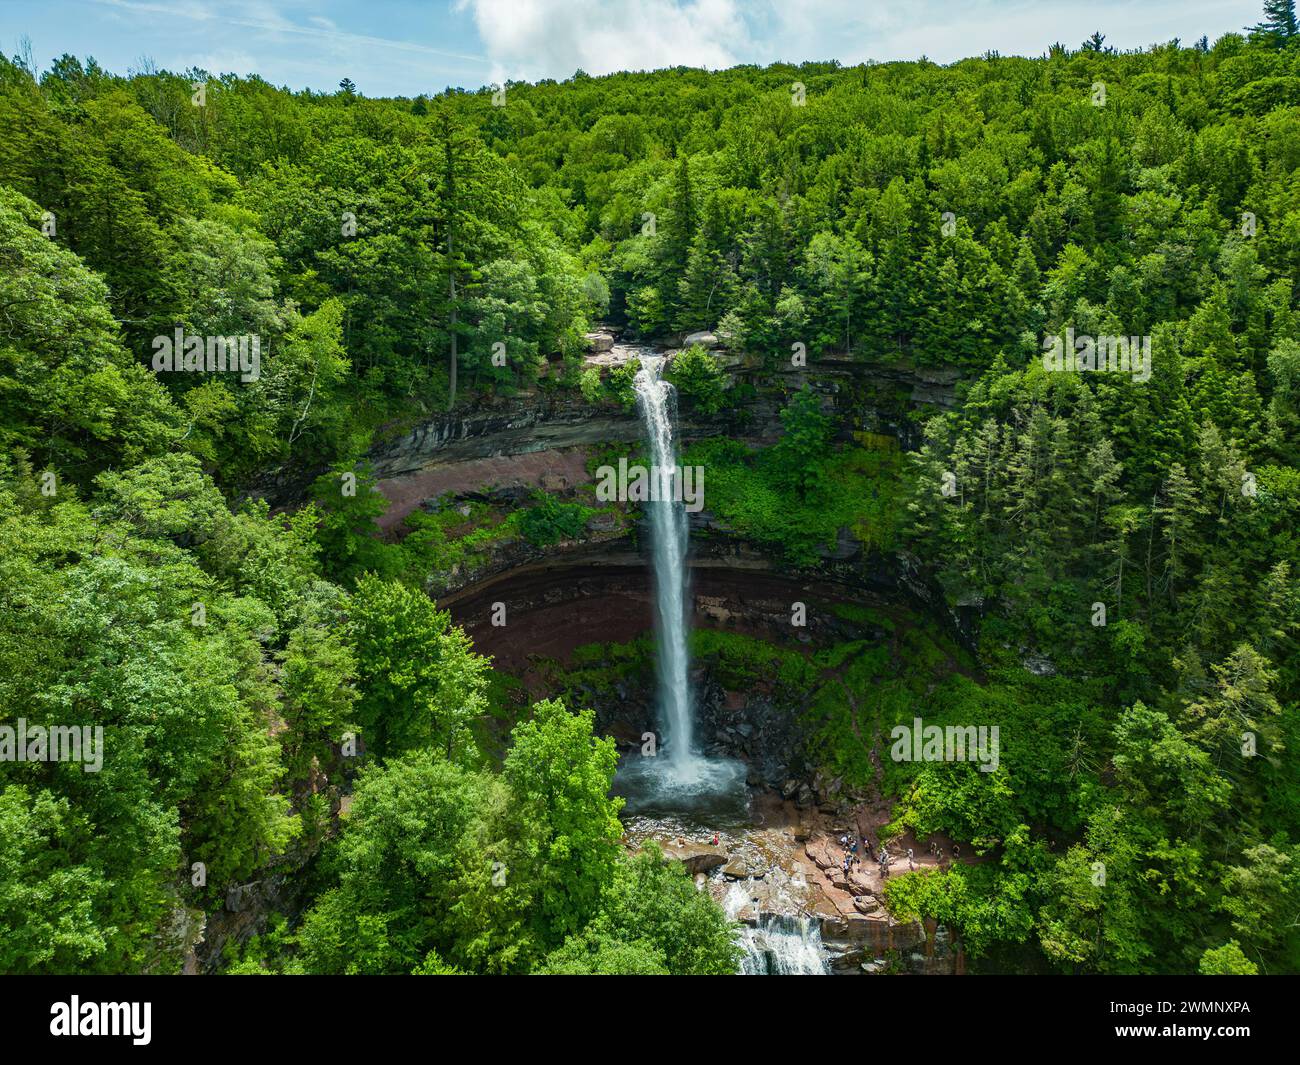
[711,833,719,846]
[953,843,961,859]
[907,847,915,871]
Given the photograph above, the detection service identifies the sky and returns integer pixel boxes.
[0,0,1268,97]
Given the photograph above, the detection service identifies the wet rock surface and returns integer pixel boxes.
[625,792,966,975]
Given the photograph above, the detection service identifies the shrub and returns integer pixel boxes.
[579,367,603,403]
[515,492,590,547]
[667,343,725,414]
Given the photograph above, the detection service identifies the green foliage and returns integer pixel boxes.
[579,366,603,403]
[348,574,490,762]
[686,417,906,565]
[502,699,623,952]
[0,460,313,971]
[666,344,725,414]
[308,464,403,584]
[513,491,592,547]
[1198,941,1259,974]
[587,842,742,975]
[293,750,515,974]
[0,186,180,478]
[535,931,670,975]
[287,697,736,976]
[607,357,642,411]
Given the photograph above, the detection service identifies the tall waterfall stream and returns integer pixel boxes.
[611,351,829,974]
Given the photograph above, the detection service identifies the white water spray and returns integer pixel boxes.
[723,881,830,975]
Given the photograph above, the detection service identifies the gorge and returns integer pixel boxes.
[363,332,971,976]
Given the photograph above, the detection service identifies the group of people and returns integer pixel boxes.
[834,833,964,882]
[924,839,960,863]
[836,832,910,880]
[837,833,866,878]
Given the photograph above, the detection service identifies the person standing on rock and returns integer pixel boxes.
[907,847,915,871]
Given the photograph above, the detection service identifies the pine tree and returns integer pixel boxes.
[1249,0,1298,43]
[660,154,696,319]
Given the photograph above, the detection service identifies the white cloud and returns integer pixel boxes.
[458,0,1264,83]
[456,0,750,83]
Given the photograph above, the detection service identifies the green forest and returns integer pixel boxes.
[2,3,1300,977]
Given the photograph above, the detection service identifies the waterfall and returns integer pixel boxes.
[632,355,699,775]
[737,914,832,975]
[611,350,745,817]
[723,881,830,975]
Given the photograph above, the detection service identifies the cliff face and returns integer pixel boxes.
[438,524,951,672]
[351,346,968,977]
[367,348,959,482]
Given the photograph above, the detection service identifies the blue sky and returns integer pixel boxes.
[1,0,1267,97]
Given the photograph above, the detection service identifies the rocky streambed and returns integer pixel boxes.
[623,790,965,975]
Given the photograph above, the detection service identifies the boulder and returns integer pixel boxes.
[847,870,875,895]
[1023,654,1057,677]
[584,330,614,353]
[658,840,727,876]
[682,331,720,349]
[224,881,260,913]
[722,858,764,880]
[804,836,839,870]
